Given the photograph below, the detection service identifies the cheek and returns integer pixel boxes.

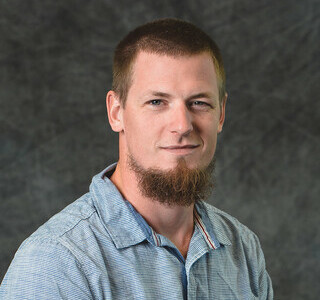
[198,117,219,139]
[201,122,219,152]
[123,110,144,136]
[124,118,155,152]
[205,134,217,152]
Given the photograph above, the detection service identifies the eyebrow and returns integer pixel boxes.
[148,91,215,101]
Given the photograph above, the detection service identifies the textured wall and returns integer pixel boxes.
[1,0,319,298]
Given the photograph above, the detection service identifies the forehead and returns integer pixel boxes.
[129,51,219,95]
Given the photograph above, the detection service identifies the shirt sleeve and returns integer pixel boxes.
[259,266,274,300]
[0,239,93,300]
[240,228,274,299]
[255,235,274,300]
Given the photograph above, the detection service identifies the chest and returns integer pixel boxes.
[83,243,259,300]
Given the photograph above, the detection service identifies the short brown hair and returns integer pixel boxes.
[112,18,226,106]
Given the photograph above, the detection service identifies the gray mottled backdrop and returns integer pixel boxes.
[1,0,319,299]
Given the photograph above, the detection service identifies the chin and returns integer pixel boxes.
[163,157,203,171]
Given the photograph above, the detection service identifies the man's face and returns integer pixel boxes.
[116,51,226,171]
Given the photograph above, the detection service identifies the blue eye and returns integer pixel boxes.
[150,99,162,105]
[189,100,213,111]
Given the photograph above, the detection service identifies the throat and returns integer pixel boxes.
[149,208,195,260]
[172,229,194,259]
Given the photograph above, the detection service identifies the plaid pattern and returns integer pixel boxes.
[0,163,273,299]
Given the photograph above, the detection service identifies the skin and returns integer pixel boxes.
[106,51,227,258]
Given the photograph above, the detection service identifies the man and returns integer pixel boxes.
[0,18,273,299]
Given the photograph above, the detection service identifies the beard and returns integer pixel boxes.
[128,155,215,207]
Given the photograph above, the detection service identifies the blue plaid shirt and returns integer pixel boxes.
[0,163,273,299]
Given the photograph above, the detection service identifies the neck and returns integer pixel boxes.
[110,161,194,258]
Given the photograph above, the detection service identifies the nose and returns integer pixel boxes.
[169,103,193,136]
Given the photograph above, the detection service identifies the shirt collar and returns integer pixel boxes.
[89,163,152,249]
[195,201,232,247]
[90,163,232,250]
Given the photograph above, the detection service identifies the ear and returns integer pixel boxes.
[218,92,227,133]
[106,90,123,132]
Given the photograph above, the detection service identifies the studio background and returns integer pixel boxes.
[1,0,319,299]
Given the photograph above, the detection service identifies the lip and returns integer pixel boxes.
[160,144,200,155]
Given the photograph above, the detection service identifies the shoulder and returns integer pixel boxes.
[10,192,99,265]
[0,193,106,298]
[23,192,96,245]
[196,202,273,298]
[9,191,110,277]
[0,231,93,298]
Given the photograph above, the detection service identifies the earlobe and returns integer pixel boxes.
[218,93,227,133]
[106,91,123,132]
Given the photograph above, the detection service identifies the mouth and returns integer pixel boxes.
[160,144,200,155]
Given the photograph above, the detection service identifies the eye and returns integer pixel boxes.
[193,101,207,106]
[190,100,212,109]
[149,99,163,106]
[145,99,167,110]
